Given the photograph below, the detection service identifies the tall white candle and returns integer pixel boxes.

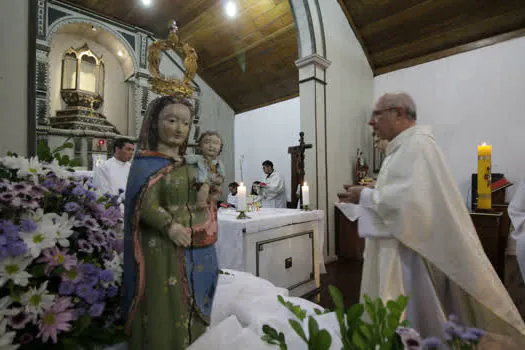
[237,182,247,211]
[301,181,310,206]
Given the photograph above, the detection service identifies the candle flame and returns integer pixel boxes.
[240,182,244,186]
[481,142,487,146]
[303,181,308,186]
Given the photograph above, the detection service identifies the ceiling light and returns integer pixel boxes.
[225,1,237,18]
[142,0,152,6]
[117,50,123,57]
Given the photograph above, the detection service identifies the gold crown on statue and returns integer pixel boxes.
[148,20,198,98]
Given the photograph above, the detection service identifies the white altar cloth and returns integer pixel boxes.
[216,208,326,274]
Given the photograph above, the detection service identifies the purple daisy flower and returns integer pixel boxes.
[64,202,80,213]
[80,263,97,275]
[106,285,118,298]
[29,184,48,198]
[9,311,32,330]
[88,231,107,249]
[89,302,105,317]
[12,182,32,195]
[77,239,94,254]
[22,199,40,210]
[86,191,97,201]
[20,219,37,232]
[71,186,86,196]
[9,241,28,256]
[99,269,114,283]
[0,192,15,201]
[59,281,76,296]
[422,337,442,349]
[75,283,95,300]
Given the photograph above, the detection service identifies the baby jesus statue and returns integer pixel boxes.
[186,130,225,207]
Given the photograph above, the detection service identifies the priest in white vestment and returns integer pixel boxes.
[260,160,287,208]
[92,138,134,196]
[341,93,525,346]
[509,181,525,282]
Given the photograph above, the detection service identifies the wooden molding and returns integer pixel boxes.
[235,92,299,115]
[375,27,525,76]
[336,0,375,72]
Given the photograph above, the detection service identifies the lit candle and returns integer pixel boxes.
[301,181,310,206]
[477,143,492,209]
[237,182,247,211]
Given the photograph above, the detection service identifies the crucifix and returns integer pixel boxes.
[288,132,312,208]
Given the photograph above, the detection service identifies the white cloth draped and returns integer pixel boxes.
[509,181,525,282]
[358,125,525,344]
[261,170,287,208]
[92,157,130,196]
[189,269,343,350]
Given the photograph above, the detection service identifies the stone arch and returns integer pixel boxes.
[289,0,333,260]
[289,0,326,59]
[47,15,139,74]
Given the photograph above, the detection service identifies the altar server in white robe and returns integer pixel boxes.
[509,180,525,281]
[342,92,525,346]
[260,160,287,208]
[92,138,134,196]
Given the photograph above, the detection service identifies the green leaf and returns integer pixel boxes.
[263,324,279,338]
[312,330,332,350]
[328,285,345,310]
[60,155,71,166]
[28,263,47,277]
[347,303,365,322]
[308,316,320,337]
[289,319,307,343]
[352,329,367,350]
[314,308,323,315]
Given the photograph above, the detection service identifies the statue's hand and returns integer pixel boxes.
[167,222,191,247]
[173,156,184,166]
[211,173,224,185]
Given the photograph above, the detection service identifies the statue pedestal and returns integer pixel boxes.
[51,108,119,134]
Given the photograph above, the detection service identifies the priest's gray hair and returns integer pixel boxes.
[377,92,417,120]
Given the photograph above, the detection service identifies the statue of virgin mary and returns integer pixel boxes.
[122,95,219,349]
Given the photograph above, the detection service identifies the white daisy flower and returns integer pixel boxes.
[0,319,18,350]
[50,213,75,247]
[0,256,33,287]
[104,253,123,285]
[167,277,178,286]
[19,215,57,258]
[20,281,55,316]
[43,159,73,179]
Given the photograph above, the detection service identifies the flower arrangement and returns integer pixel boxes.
[0,153,125,349]
[262,286,486,350]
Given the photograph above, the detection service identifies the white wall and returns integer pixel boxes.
[319,0,374,256]
[0,0,28,156]
[374,36,525,205]
[235,97,300,201]
[49,34,129,134]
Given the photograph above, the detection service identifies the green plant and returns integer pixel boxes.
[37,137,81,168]
[261,286,409,350]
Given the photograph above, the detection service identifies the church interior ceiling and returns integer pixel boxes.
[61,0,525,112]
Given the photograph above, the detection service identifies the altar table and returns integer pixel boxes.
[216,208,325,298]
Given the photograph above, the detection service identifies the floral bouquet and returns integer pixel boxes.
[0,154,126,349]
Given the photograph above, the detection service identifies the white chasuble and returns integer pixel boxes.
[92,157,131,196]
[509,181,525,282]
[261,170,287,208]
[358,125,525,345]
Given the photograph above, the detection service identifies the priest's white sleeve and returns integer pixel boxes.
[358,188,394,238]
[92,164,112,194]
[263,173,285,199]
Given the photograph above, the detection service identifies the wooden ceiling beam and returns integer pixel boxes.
[201,22,295,72]
[375,27,525,76]
[336,0,375,73]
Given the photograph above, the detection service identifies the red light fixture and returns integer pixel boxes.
[99,139,105,145]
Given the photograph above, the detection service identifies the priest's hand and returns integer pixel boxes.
[339,186,365,204]
[167,222,191,247]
